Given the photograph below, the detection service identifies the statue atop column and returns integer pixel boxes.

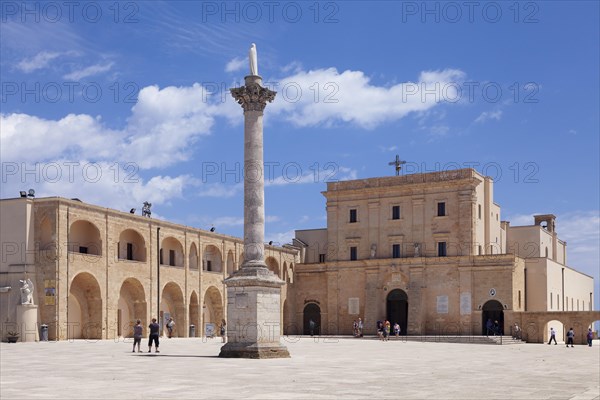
[249,43,258,76]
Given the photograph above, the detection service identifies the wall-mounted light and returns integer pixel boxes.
[130,208,136,214]
[27,189,35,198]
[210,227,216,232]
[268,241,273,245]
[19,191,27,198]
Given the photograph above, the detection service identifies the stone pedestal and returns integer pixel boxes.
[16,304,39,342]
[219,73,289,358]
[219,268,289,358]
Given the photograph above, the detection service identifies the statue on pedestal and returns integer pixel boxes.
[414,243,420,258]
[19,278,34,305]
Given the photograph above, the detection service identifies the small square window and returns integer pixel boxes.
[350,246,357,261]
[437,202,446,217]
[319,253,326,263]
[392,205,400,220]
[349,209,357,223]
[79,246,88,254]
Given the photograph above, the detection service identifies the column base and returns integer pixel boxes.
[219,342,290,359]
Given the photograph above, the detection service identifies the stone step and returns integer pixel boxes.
[297,335,527,345]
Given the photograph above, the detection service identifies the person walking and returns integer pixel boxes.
[358,318,363,337]
[548,327,557,345]
[383,320,391,341]
[352,320,358,337]
[486,318,493,336]
[566,327,575,348]
[132,319,143,353]
[166,317,175,338]
[220,319,227,343]
[393,322,400,339]
[148,318,160,353]
[586,329,593,347]
[309,319,316,337]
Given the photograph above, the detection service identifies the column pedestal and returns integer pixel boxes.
[219,268,290,358]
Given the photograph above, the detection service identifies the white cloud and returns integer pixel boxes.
[63,62,114,80]
[212,216,244,227]
[266,229,296,246]
[17,51,62,73]
[379,145,398,152]
[265,68,466,129]
[475,110,503,124]
[225,57,247,73]
[266,215,281,223]
[197,183,243,198]
[1,84,217,169]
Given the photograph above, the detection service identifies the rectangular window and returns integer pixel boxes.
[349,209,357,223]
[169,249,175,266]
[478,245,482,255]
[437,202,446,217]
[126,243,133,261]
[557,294,560,310]
[550,292,553,309]
[319,253,326,263]
[566,296,568,311]
[518,290,521,308]
[478,204,481,219]
[206,260,212,271]
[438,242,447,257]
[79,246,88,254]
[392,205,400,220]
[160,249,163,265]
[392,244,401,258]
[350,246,357,261]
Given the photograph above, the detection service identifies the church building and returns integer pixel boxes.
[288,168,596,342]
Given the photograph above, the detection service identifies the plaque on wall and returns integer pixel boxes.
[348,297,359,315]
[460,292,472,315]
[436,295,448,314]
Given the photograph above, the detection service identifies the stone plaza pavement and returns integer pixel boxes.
[1,337,599,399]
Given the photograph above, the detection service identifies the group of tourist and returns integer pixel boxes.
[548,327,595,347]
[131,318,162,353]
[352,318,364,337]
[485,318,503,336]
[375,320,401,341]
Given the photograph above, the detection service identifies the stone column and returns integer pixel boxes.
[219,75,289,358]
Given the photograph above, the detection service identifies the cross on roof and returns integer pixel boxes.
[388,155,406,176]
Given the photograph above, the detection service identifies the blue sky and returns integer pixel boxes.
[1,1,599,304]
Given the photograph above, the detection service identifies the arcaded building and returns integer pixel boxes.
[0,196,298,341]
[289,169,597,342]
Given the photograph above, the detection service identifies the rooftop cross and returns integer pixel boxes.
[388,154,406,176]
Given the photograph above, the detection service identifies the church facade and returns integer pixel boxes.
[288,169,597,343]
[0,196,298,341]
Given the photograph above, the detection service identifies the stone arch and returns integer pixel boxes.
[482,300,504,335]
[387,289,408,336]
[68,272,102,339]
[203,286,224,335]
[70,220,102,256]
[161,282,185,337]
[189,243,199,270]
[226,250,234,275]
[118,229,146,262]
[161,237,184,267]
[265,256,280,278]
[204,244,222,272]
[303,303,321,335]
[544,319,565,343]
[189,291,200,337]
[117,278,147,338]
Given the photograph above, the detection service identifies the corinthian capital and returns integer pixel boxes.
[230,82,276,112]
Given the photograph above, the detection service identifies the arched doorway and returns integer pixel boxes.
[203,286,224,337]
[68,272,102,339]
[303,303,321,335]
[117,278,147,338]
[387,289,408,336]
[161,282,184,337]
[189,291,200,337]
[481,300,504,335]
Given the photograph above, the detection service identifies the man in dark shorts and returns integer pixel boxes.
[148,318,160,353]
[132,319,143,353]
